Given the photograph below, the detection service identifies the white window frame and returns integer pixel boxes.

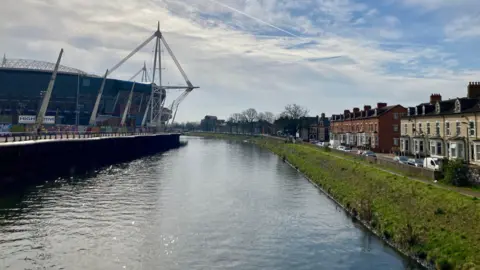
[418,122,423,134]
[393,138,399,146]
[435,121,440,136]
[469,121,475,137]
[446,122,450,136]
[456,121,461,136]
[426,122,430,135]
[404,123,408,135]
[393,125,399,132]
[476,143,480,161]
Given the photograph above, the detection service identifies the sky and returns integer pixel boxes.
[1,0,480,122]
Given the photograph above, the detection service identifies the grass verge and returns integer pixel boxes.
[187,132,480,270]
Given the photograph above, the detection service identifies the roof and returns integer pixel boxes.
[402,97,480,119]
[0,58,96,77]
[331,105,402,122]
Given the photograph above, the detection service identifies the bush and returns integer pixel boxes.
[442,159,470,187]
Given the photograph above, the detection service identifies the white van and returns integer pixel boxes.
[423,157,443,171]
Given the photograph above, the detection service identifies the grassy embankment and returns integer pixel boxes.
[187,132,480,270]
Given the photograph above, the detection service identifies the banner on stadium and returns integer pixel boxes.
[18,115,56,124]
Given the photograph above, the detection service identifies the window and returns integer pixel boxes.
[374,123,378,132]
[456,121,461,136]
[469,121,475,136]
[436,102,441,114]
[437,142,442,156]
[405,140,409,151]
[393,125,399,132]
[454,100,461,113]
[430,142,435,155]
[394,138,399,146]
[435,122,440,136]
[446,122,450,136]
[426,122,430,135]
[419,141,424,152]
[414,140,419,152]
[404,123,408,135]
[393,113,399,119]
[418,122,423,133]
[411,123,415,133]
[476,144,480,161]
[458,143,464,159]
[451,144,456,158]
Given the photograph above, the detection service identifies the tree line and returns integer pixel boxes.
[173,103,310,135]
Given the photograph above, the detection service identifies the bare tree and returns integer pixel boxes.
[257,112,266,121]
[263,112,275,124]
[242,108,258,134]
[281,104,309,119]
[242,108,258,122]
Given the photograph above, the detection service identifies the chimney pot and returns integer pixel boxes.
[377,102,387,109]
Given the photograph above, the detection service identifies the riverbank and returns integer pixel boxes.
[187,132,480,270]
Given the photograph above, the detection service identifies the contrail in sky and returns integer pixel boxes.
[207,0,301,38]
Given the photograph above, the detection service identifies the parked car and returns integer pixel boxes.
[407,158,424,167]
[363,151,376,157]
[393,156,409,164]
[337,146,346,151]
[343,147,352,152]
[423,157,443,171]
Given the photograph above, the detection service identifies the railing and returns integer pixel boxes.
[0,131,156,143]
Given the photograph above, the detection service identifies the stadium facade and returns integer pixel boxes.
[0,58,158,127]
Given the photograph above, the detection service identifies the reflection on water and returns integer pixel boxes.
[0,137,422,269]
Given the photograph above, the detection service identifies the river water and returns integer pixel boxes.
[0,137,421,270]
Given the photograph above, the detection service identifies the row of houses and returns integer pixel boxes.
[329,103,406,153]
[329,82,480,162]
[399,82,480,164]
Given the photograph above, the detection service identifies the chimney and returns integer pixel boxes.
[377,102,387,109]
[468,82,480,99]
[430,93,442,104]
[344,109,350,115]
[321,113,326,119]
[364,105,371,111]
[353,107,360,113]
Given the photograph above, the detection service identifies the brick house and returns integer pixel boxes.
[330,103,407,153]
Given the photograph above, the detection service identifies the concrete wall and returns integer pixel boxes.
[0,134,180,190]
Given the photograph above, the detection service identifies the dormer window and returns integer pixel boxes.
[454,99,461,113]
[407,109,411,116]
[436,102,441,114]
[415,107,419,115]
[374,109,378,116]
[422,105,426,115]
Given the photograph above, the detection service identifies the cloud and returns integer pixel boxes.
[0,0,478,122]
[445,15,480,40]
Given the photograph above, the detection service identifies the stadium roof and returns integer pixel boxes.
[0,56,97,77]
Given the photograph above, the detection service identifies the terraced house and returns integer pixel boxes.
[330,103,406,153]
[400,82,480,164]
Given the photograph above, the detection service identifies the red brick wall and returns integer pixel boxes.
[378,106,407,153]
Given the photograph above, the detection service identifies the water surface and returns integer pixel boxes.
[0,137,421,269]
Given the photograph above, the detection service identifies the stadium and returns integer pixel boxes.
[0,57,169,131]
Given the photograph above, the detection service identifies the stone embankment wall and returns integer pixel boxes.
[0,134,180,190]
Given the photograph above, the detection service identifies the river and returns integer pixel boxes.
[0,136,421,269]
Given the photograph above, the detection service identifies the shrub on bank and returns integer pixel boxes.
[442,159,470,187]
